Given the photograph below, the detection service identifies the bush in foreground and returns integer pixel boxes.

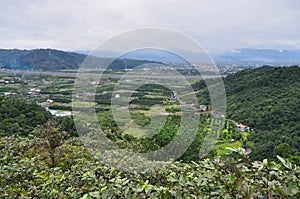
[0,136,299,198]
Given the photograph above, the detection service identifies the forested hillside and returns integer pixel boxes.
[0,97,51,136]
[224,66,300,161]
[0,49,86,70]
[0,49,162,71]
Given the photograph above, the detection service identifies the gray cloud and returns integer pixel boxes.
[0,0,299,53]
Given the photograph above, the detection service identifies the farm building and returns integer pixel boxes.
[199,105,208,111]
[237,123,250,132]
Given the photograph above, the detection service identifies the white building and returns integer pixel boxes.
[49,110,72,117]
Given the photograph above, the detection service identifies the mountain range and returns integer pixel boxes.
[0,49,161,71]
[84,48,300,65]
[0,48,299,71]
[213,48,300,65]
[0,49,86,70]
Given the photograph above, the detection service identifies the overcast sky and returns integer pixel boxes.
[0,0,300,53]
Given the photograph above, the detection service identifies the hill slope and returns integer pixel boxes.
[0,97,51,136]
[0,49,162,71]
[224,66,300,161]
[0,49,86,70]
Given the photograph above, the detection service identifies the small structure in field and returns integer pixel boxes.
[211,112,226,119]
[199,105,208,111]
[237,123,250,132]
[49,110,72,117]
[27,88,41,96]
[170,94,177,100]
[4,92,17,96]
[46,99,54,103]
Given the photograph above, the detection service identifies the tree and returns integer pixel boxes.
[35,120,68,167]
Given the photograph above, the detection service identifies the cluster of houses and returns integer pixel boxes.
[210,110,250,132]
[0,76,72,117]
[1,88,41,97]
[3,92,17,96]
[27,88,41,96]
[1,80,14,84]
[0,78,22,96]
[0,77,28,86]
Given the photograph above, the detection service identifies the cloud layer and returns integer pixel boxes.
[0,0,299,52]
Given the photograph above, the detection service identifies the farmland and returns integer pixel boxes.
[1,67,299,198]
[0,69,242,158]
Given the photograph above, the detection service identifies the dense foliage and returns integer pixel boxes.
[224,66,300,161]
[0,97,51,136]
[0,134,299,198]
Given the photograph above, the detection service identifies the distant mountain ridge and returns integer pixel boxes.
[0,49,86,70]
[213,48,300,65]
[1,48,299,71]
[90,48,300,65]
[0,49,162,71]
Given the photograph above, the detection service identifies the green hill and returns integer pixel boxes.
[0,49,162,71]
[224,66,300,161]
[0,97,51,136]
[0,49,86,70]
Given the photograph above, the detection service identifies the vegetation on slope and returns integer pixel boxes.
[0,132,299,198]
[0,66,299,198]
[0,97,51,136]
[224,66,300,161]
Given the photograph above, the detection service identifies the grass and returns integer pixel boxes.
[214,141,242,156]
[123,127,146,138]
